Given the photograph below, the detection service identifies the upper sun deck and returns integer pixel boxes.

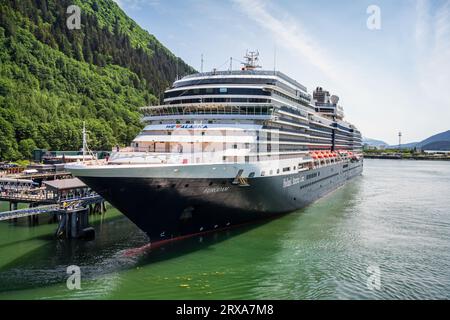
[173,70,308,93]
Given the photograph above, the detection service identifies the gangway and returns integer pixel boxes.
[0,194,104,221]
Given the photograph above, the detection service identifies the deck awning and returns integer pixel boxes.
[43,178,87,191]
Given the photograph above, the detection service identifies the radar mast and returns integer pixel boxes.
[242,50,261,70]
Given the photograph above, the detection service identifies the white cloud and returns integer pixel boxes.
[232,0,339,82]
[415,0,431,47]
[416,0,450,100]
[232,0,385,137]
[232,0,450,144]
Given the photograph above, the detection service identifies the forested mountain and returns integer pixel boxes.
[0,0,195,160]
[421,141,450,151]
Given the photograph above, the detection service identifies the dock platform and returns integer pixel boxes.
[0,174,106,239]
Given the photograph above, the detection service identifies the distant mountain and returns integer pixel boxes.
[385,130,450,150]
[387,142,420,150]
[363,137,388,147]
[421,141,450,151]
[406,142,420,149]
[416,130,450,149]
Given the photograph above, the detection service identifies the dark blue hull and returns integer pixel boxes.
[79,160,363,242]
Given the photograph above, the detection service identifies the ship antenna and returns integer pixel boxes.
[82,121,86,162]
[81,122,97,163]
[273,45,277,74]
[201,53,204,73]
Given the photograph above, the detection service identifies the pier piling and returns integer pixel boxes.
[56,207,93,240]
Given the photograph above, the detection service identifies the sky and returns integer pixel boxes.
[113,0,450,145]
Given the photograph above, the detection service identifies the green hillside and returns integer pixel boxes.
[0,0,195,160]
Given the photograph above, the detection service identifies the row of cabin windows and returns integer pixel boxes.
[172,78,277,88]
[269,121,333,138]
[265,124,332,140]
[276,114,309,127]
[333,124,355,133]
[309,124,333,134]
[165,87,271,99]
[152,105,273,115]
[279,106,308,118]
[261,164,302,177]
[167,98,270,105]
[272,90,310,107]
[172,77,308,95]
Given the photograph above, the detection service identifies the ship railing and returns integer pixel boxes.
[107,150,254,165]
[139,103,274,117]
[113,146,144,153]
[71,159,108,167]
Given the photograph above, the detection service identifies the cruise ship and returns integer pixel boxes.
[67,52,363,243]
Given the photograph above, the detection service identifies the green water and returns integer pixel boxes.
[0,159,449,299]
